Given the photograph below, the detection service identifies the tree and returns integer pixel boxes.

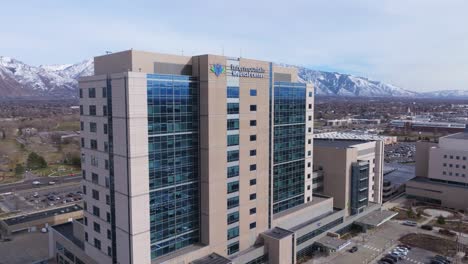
[27,152,47,170]
[437,215,446,225]
[14,164,25,176]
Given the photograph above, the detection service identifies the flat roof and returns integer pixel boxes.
[263,227,294,240]
[443,132,468,140]
[314,132,392,142]
[192,253,232,264]
[354,210,397,227]
[3,205,82,226]
[410,177,468,189]
[52,221,84,249]
[316,236,351,251]
[314,139,366,149]
[384,163,416,186]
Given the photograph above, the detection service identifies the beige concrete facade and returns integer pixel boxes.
[313,139,384,215]
[407,134,468,210]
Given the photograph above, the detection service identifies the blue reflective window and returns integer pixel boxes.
[227,166,239,178]
[250,89,257,96]
[227,226,239,240]
[227,150,239,162]
[227,103,239,114]
[227,134,239,146]
[227,181,239,194]
[227,196,239,209]
[227,86,239,98]
[227,119,239,130]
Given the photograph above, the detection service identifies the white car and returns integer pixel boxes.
[392,249,408,256]
[48,181,56,185]
[32,181,41,185]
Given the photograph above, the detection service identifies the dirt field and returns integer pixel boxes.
[400,233,459,257]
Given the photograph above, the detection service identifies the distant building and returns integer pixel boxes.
[406,133,468,210]
[326,118,381,127]
[389,120,466,134]
[382,164,415,202]
[313,139,384,215]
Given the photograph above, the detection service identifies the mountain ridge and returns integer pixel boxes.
[0,56,466,99]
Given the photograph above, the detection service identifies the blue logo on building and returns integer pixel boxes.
[210,64,225,77]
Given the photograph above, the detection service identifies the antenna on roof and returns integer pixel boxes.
[105,51,112,54]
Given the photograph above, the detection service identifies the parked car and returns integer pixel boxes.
[385,254,398,262]
[434,255,451,264]
[421,224,433,231]
[381,257,396,264]
[439,229,456,237]
[402,220,417,226]
[349,246,358,253]
[398,244,412,250]
[48,181,56,185]
[32,181,41,185]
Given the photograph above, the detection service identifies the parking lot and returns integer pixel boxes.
[309,220,459,264]
[0,183,81,214]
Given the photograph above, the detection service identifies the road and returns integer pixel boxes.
[0,175,81,194]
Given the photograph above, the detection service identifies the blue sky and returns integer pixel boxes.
[2,0,468,92]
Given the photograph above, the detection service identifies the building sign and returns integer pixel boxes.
[210,64,266,78]
[210,64,225,77]
[231,65,265,78]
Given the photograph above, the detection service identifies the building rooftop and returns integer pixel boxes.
[52,221,84,249]
[316,236,351,251]
[192,253,232,264]
[314,132,394,142]
[263,227,294,240]
[443,132,468,140]
[354,210,397,227]
[314,139,366,149]
[383,163,416,186]
[410,177,468,189]
[3,204,82,226]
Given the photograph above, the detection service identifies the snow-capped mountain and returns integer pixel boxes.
[420,89,468,98]
[0,56,465,99]
[0,56,92,98]
[297,67,417,97]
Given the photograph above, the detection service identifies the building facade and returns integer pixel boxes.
[407,133,468,210]
[313,139,384,215]
[50,50,386,264]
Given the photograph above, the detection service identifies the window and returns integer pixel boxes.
[308,162,311,168]
[90,139,98,150]
[228,166,239,178]
[227,134,239,146]
[308,127,312,133]
[102,87,107,98]
[107,229,111,239]
[308,91,313,97]
[80,121,84,131]
[443,163,447,167]
[81,138,85,147]
[91,155,98,167]
[106,195,110,205]
[250,193,256,200]
[102,106,107,116]
[227,211,239,224]
[84,217,88,226]
[82,170,86,179]
[308,139,312,144]
[450,155,454,159]
[107,247,112,257]
[250,208,256,215]
[250,135,256,141]
[105,177,110,188]
[227,196,239,209]
[456,156,460,160]
[90,122,97,132]
[105,160,109,170]
[103,124,108,134]
[92,173,98,184]
[308,116,312,121]
[250,164,256,171]
[104,142,109,152]
[227,86,239,98]
[92,189,99,200]
[443,171,447,175]
[92,206,100,217]
[308,104,312,109]
[250,89,257,96]
[79,89,83,98]
[250,222,256,229]
[308,151,311,156]
[250,179,256,186]
[227,181,239,194]
[106,212,111,223]
[227,119,239,130]
[93,222,101,233]
[250,105,257,111]
[227,150,239,162]
[85,232,88,242]
[83,185,87,195]
[307,185,311,190]
[250,120,257,126]
[88,88,96,98]
[307,173,311,179]
[80,105,83,115]
[89,105,96,116]
[227,241,239,255]
[94,238,101,250]
[227,103,239,114]
[227,226,239,240]
[250,149,256,156]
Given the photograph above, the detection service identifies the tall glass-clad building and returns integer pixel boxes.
[50,50,382,264]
